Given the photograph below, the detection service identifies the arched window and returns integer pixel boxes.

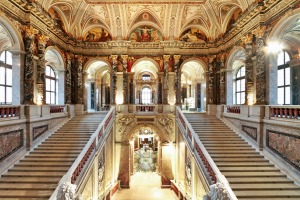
[142,74,151,81]
[141,87,151,104]
[277,50,290,105]
[235,66,245,104]
[45,66,56,104]
[0,51,12,104]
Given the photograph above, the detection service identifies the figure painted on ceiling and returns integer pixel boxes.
[129,26,162,42]
[84,28,112,42]
[180,28,207,43]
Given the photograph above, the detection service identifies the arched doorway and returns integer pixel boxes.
[131,59,159,105]
[85,60,111,111]
[180,61,206,111]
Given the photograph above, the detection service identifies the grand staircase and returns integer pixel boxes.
[0,113,107,200]
[184,113,300,200]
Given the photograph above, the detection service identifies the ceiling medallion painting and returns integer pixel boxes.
[84,28,112,42]
[129,26,162,42]
[180,28,207,43]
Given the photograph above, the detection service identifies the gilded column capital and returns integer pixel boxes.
[241,33,253,45]
[174,55,181,62]
[38,34,49,46]
[163,55,170,61]
[75,55,83,62]
[24,26,38,39]
[121,55,128,62]
[252,25,267,38]
[110,55,118,61]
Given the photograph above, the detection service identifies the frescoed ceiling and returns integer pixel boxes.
[35,0,254,42]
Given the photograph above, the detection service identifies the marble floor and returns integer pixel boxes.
[112,172,176,200]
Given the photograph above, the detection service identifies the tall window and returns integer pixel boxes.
[235,66,245,104]
[141,87,151,104]
[277,50,290,105]
[0,51,12,104]
[45,66,56,104]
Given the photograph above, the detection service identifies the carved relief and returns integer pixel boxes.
[203,182,230,200]
[98,156,105,189]
[57,182,82,200]
[185,158,192,188]
[155,116,174,135]
[117,116,134,134]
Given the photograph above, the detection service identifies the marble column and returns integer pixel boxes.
[11,50,25,105]
[289,59,300,105]
[127,72,135,104]
[65,53,73,104]
[245,43,254,105]
[110,55,118,105]
[75,55,84,104]
[226,69,234,105]
[174,55,181,105]
[23,26,38,104]
[121,55,128,104]
[207,57,215,104]
[219,55,226,104]
[255,28,267,105]
[36,34,49,105]
[163,55,170,104]
[157,72,164,104]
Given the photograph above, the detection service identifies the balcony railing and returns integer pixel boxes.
[0,106,19,118]
[50,105,65,113]
[136,105,155,112]
[226,106,240,114]
[270,106,300,119]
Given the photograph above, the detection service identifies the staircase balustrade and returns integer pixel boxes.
[176,106,237,200]
[50,106,116,200]
[136,105,155,112]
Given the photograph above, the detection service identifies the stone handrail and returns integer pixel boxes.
[269,105,300,119]
[0,106,20,118]
[176,106,237,200]
[50,105,65,113]
[49,106,115,200]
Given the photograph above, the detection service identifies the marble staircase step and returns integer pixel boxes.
[234,190,300,198]
[219,166,278,172]
[0,190,52,198]
[0,183,57,190]
[223,171,287,177]
[231,183,300,190]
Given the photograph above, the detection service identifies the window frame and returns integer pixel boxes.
[277,50,290,105]
[235,66,245,105]
[0,51,12,105]
[45,65,57,105]
[141,86,151,104]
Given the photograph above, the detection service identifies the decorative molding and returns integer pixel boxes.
[266,129,300,171]
[0,129,23,162]
[32,125,48,141]
[242,125,257,141]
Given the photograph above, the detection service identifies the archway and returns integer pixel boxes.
[45,47,65,104]
[266,10,300,105]
[131,59,159,104]
[0,15,24,105]
[225,47,246,105]
[85,60,111,111]
[180,60,206,111]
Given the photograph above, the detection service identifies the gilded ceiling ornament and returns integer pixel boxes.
[121,54,128,62]
[174,55,181,61]
[110,55,118,61]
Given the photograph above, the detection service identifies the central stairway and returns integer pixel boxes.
[184,113,300,200]
[0,113,107,200]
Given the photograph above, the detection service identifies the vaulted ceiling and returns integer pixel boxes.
[35,0,254,42]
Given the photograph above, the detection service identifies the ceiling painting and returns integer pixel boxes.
[129,26,163,42]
